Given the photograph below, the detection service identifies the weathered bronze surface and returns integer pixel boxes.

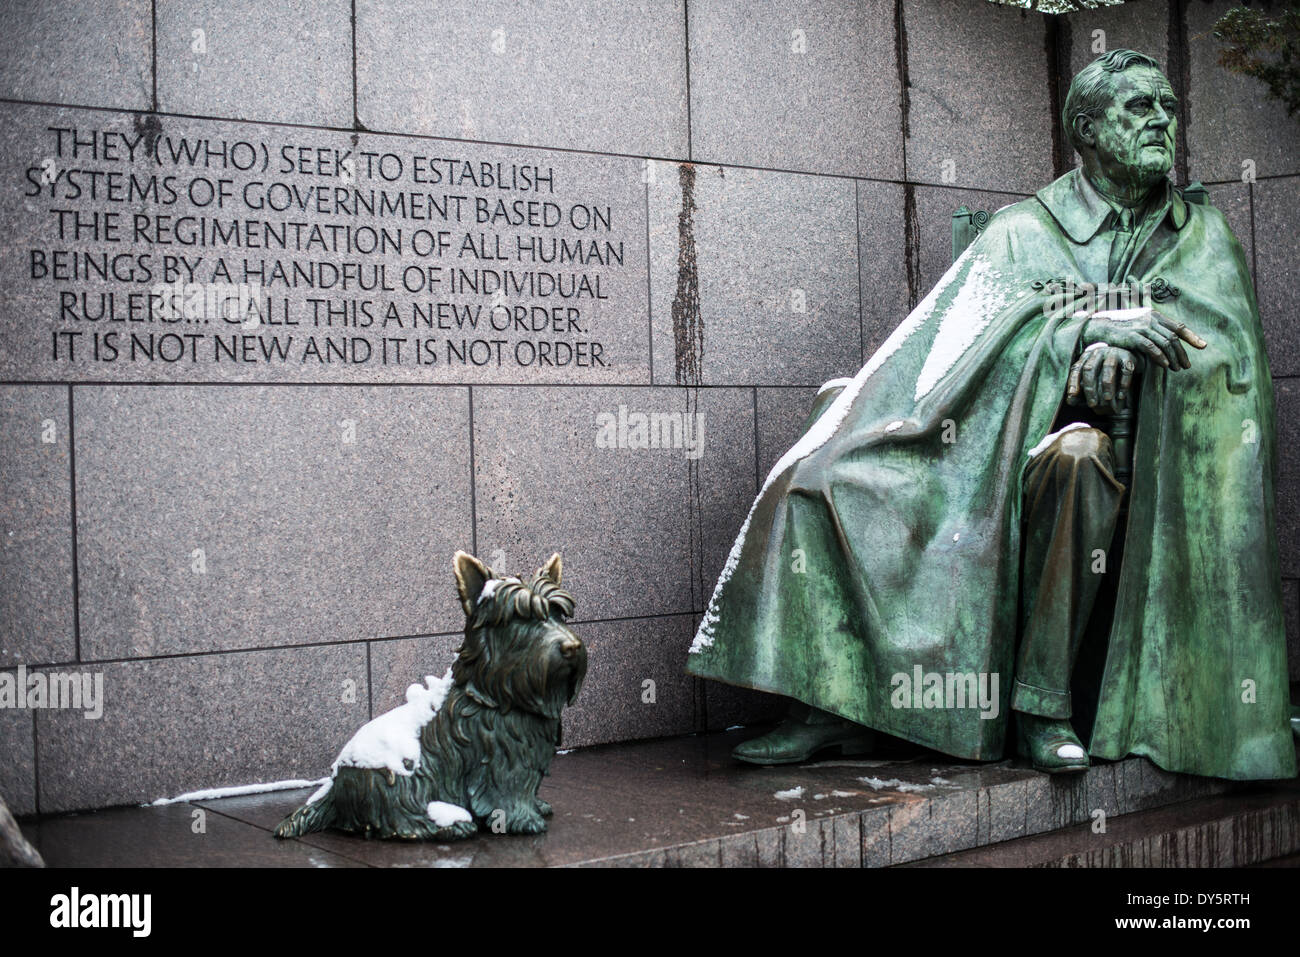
[0,795,43,867]
[277,552,585,840]
[688,49,1296,782]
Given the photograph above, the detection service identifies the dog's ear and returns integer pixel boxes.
[537,552,562,586]
[454,551,492,616]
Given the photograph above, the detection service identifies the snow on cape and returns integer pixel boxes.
[912,255,1014,401]
[326,669,454,781]
[690,245,1005,655]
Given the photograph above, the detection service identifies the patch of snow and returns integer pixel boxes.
[734,813,750,820]
[858,776,934,793]
[830,790,859,798]
[774,786,804,801]
[427,801,472,827]
[913,255,1014,402]
[331,670,453,778]
[1056,744,1086,760]
[148,777,329,807]
[725,724,744,731]
[952,532,960,542]
[1083,341,1108,353]
[1076,305,1150,322]
[816,377,853,397]
[307,779,332,805]
[1026,420,1092,459]
[884,419,905,433]
[930,777,955,786]
[555,748,574,755]
[477,576,519,604]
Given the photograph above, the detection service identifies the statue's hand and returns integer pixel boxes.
[1080,305,1207,371]
[1067,345,1138,415]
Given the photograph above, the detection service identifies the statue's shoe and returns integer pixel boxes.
[732,718,875,765]
[1016,713,1090,774]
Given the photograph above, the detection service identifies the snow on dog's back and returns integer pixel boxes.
[311,670,453,799]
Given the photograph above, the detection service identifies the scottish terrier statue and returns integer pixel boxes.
[275,551,586,841]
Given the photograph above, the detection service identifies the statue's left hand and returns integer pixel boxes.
[1067,345,1138,415]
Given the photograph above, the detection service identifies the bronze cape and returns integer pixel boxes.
[686,169,1295,781]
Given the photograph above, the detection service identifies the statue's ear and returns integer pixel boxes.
[1073,114,1096,149]
[454,551,491,616]
[537,552,562,585]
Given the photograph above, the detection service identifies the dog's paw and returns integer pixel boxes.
[433,820,478,842]
[535,798,553,818]
[507,810,548,835]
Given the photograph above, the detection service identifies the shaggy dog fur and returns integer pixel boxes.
[275,551,585,841]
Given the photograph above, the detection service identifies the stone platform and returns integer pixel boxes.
[17,728,1300,868]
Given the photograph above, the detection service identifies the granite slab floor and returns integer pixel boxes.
[16,728,1280,868]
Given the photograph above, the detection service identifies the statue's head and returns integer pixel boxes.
[1063,49,1176,198]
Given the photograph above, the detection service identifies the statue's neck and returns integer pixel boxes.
[1080,162,1159,211]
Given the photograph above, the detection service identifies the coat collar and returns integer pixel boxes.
[1035,168,1187,244]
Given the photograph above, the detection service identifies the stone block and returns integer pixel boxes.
[688,0,902,177]
[0,385,74,668]
[648,163,859,386]
[156,0,353,128]
[35,643,368,812]
[74,385,472,658]
[356,0,688,158]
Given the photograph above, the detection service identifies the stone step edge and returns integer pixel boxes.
[900,782,1300,868]
[575,755,1239,868]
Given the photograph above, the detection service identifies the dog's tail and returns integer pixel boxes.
[274,787,336,839]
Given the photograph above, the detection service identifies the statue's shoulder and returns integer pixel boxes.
[968,194,1064,257]
[1182,193,1237,239]
[987,195,1055,233]
[1178,191,1252,272]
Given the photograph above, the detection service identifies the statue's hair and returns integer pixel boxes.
[466,571,575,631]
[1063,49,1164,153]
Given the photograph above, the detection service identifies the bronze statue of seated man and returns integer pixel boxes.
[686,49,1296,782]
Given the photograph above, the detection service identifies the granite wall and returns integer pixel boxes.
[0,0,1296,814]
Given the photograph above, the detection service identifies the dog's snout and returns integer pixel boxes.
[559,636,582,658]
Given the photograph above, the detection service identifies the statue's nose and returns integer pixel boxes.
[560,636,582,658]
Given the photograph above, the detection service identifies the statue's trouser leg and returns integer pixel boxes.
[1011,427,1125,719]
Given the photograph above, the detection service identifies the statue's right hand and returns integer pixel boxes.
[1067,345,1138,415]
[1080,306,1207,371]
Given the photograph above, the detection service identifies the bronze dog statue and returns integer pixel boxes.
[276,551,585,841]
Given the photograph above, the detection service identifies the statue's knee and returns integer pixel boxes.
[1054,427,1112,469]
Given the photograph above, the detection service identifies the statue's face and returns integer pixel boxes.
[1086,65,1178,192]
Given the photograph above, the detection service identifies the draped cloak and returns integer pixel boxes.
[685,168,1296,781]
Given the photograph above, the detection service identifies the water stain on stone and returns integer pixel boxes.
[133,113,162,161]
[672,163,704,386]
[903,182,921,310]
